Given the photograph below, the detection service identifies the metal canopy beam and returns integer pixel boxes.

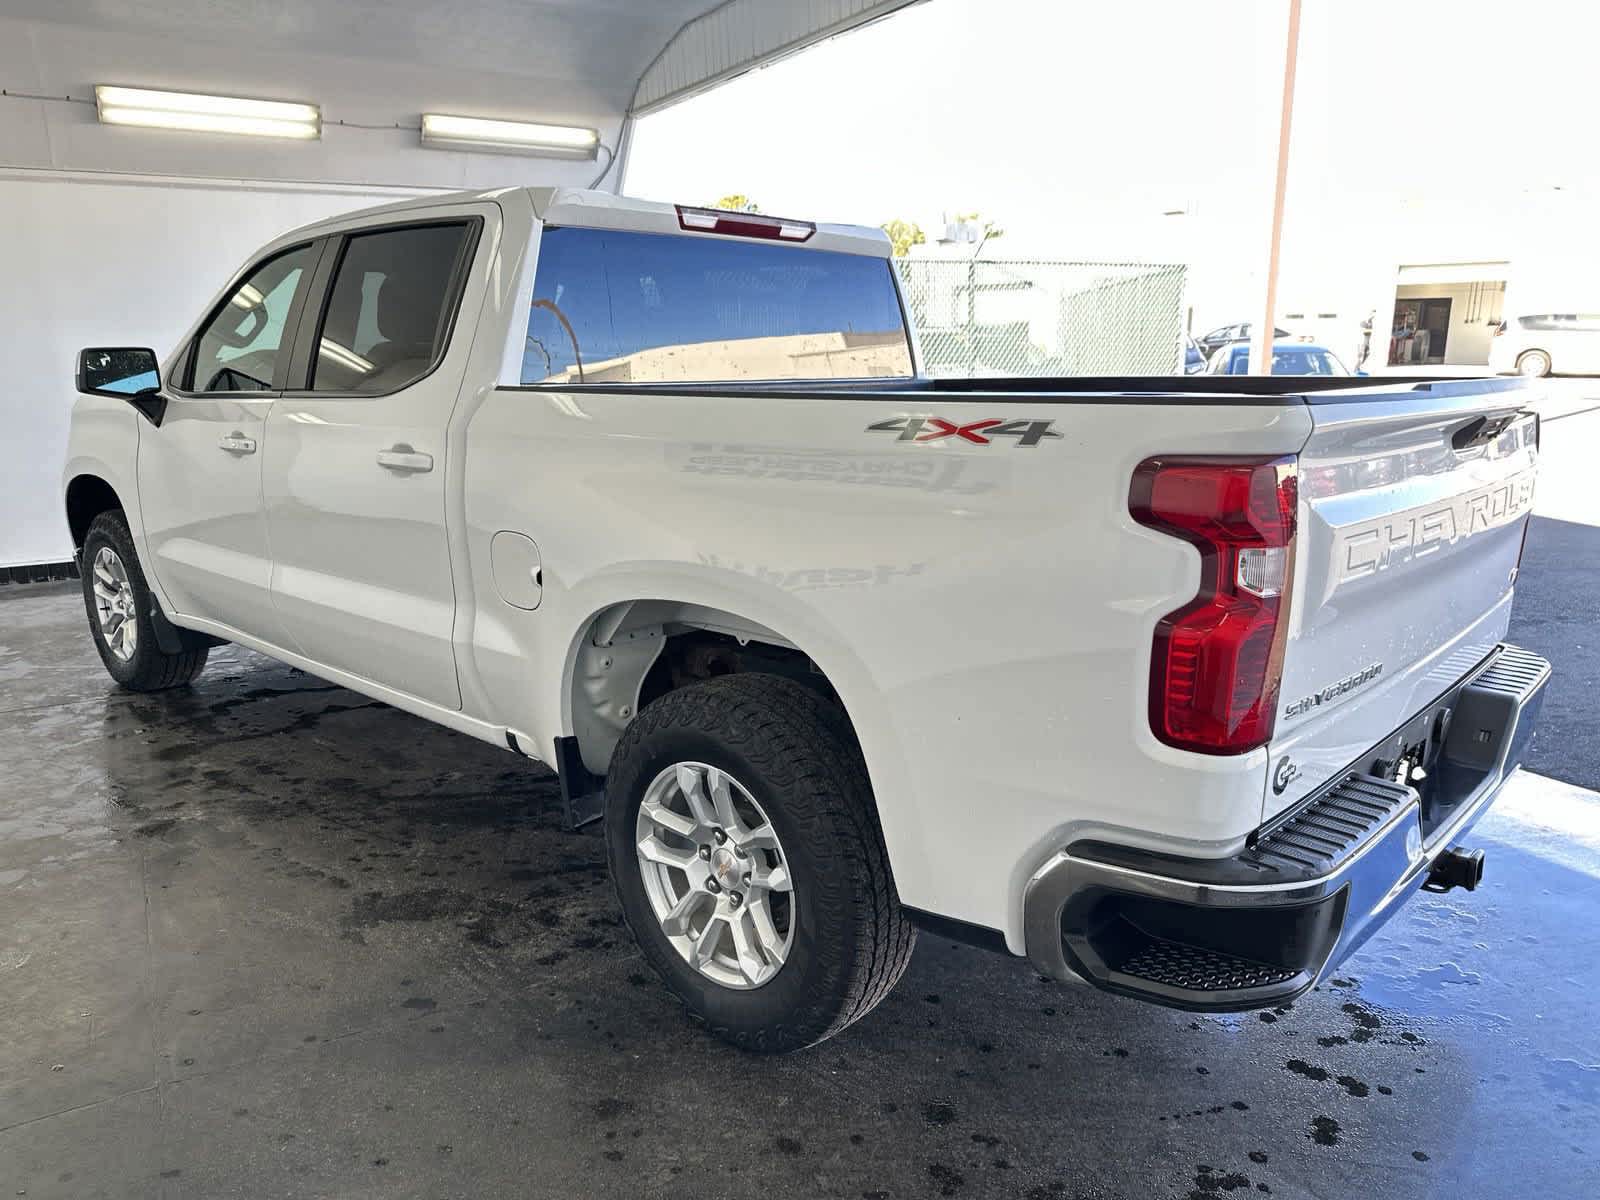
[632,0,926,115]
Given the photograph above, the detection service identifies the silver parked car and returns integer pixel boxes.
[1489,313,1600,377]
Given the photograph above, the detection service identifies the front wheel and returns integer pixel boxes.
[604,674,915,1052]
[80,511,209,691]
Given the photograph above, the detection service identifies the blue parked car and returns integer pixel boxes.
[1205,340,1355,376]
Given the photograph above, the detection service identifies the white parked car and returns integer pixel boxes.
[65,188,1549,1050]
[1489,312,1600,377]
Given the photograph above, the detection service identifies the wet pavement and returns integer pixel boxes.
[1504,399,1600,791]
[3,583,1598,1200]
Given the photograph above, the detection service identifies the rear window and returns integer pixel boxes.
[520,227,913,385]
[1222,347,1345,376]
[1271,349,1345,376]
[1518,313,1600,331]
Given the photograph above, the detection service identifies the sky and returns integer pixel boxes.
[625,0,1596,325]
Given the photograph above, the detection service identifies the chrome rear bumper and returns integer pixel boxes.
[1022,644,1550,1011]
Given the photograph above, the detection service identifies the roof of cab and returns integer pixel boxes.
[529,188,891,257]
[269,186,891,259]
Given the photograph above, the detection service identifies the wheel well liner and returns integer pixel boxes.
[566,600,852,777]
[65,475,124,552]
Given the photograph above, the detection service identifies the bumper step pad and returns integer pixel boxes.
[1245,774,1413,877]
[1112,935,1297,993]
[1068,771,1414,889]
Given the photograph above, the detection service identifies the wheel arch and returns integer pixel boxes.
[558,590,930,929]
[561,597,850,773]
[555,589,908,816]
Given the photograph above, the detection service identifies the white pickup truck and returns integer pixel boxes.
[65,187,1549,1051]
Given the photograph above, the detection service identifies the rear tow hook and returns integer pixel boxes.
[1424,846,1486,893]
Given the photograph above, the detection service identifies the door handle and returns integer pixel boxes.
[376,445,434,473]
[218,432,257,454]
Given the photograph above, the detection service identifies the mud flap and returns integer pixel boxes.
[553,735,605,829]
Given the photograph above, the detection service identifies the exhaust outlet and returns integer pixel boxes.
[1424,846,1485,893]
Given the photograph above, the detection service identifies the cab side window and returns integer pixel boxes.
[189,244,317,392]
[309,223,474,394]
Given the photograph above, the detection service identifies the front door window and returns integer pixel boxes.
[189,245,317,392]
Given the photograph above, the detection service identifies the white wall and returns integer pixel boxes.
[0,172,441,567]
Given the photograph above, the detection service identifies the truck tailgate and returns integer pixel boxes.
[1265,378,1539,820]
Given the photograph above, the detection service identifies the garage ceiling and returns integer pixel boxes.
[3,0,921,117]
[0,0,921,189]
[4,0,686,98]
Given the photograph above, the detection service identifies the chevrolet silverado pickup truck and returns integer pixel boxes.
[64,187,1549,1052]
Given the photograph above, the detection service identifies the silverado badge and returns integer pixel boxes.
[1284,662,1385,719]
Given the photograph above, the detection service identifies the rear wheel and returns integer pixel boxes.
[1517,349,1552,378]
[604,673,915,1052]
[80,511,209,691]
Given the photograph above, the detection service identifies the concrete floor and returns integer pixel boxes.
[3,579,1598,1200]
[1505,395,1600,791]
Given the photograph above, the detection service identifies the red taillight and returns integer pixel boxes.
[674,204,815,242]
[1130,456,1299,755]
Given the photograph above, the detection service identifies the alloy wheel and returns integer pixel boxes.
[634,761,795,989]
[91,546,138,662]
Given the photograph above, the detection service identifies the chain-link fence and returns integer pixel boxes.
[894,258,1187,377]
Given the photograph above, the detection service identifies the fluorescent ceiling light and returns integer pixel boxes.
[95,86,320,140]
[420,113,598,159]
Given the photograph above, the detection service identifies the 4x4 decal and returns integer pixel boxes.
[866,416,1062,447]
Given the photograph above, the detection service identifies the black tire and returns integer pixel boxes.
[80,511,209,691]
[604,673,915,1052]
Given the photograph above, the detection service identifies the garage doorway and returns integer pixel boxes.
[1391,296,1453,364]
[1418,297,1452,361]
[1388,267,1508,367]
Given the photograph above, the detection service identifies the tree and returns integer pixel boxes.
[711,194,759,212]
[880,218,926,258]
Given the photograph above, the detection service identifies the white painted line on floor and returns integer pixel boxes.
[1531,403,1600,527]
[1485,769,1600,874]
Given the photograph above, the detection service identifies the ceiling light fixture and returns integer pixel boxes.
[419,113,598,159]
[95,86,320,140]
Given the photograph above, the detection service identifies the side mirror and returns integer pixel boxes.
[77,347,161,398]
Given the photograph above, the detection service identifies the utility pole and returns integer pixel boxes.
[1250,0,1303,376]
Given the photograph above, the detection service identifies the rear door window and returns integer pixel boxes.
[310,223,475,393]
[521,227,913,384]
